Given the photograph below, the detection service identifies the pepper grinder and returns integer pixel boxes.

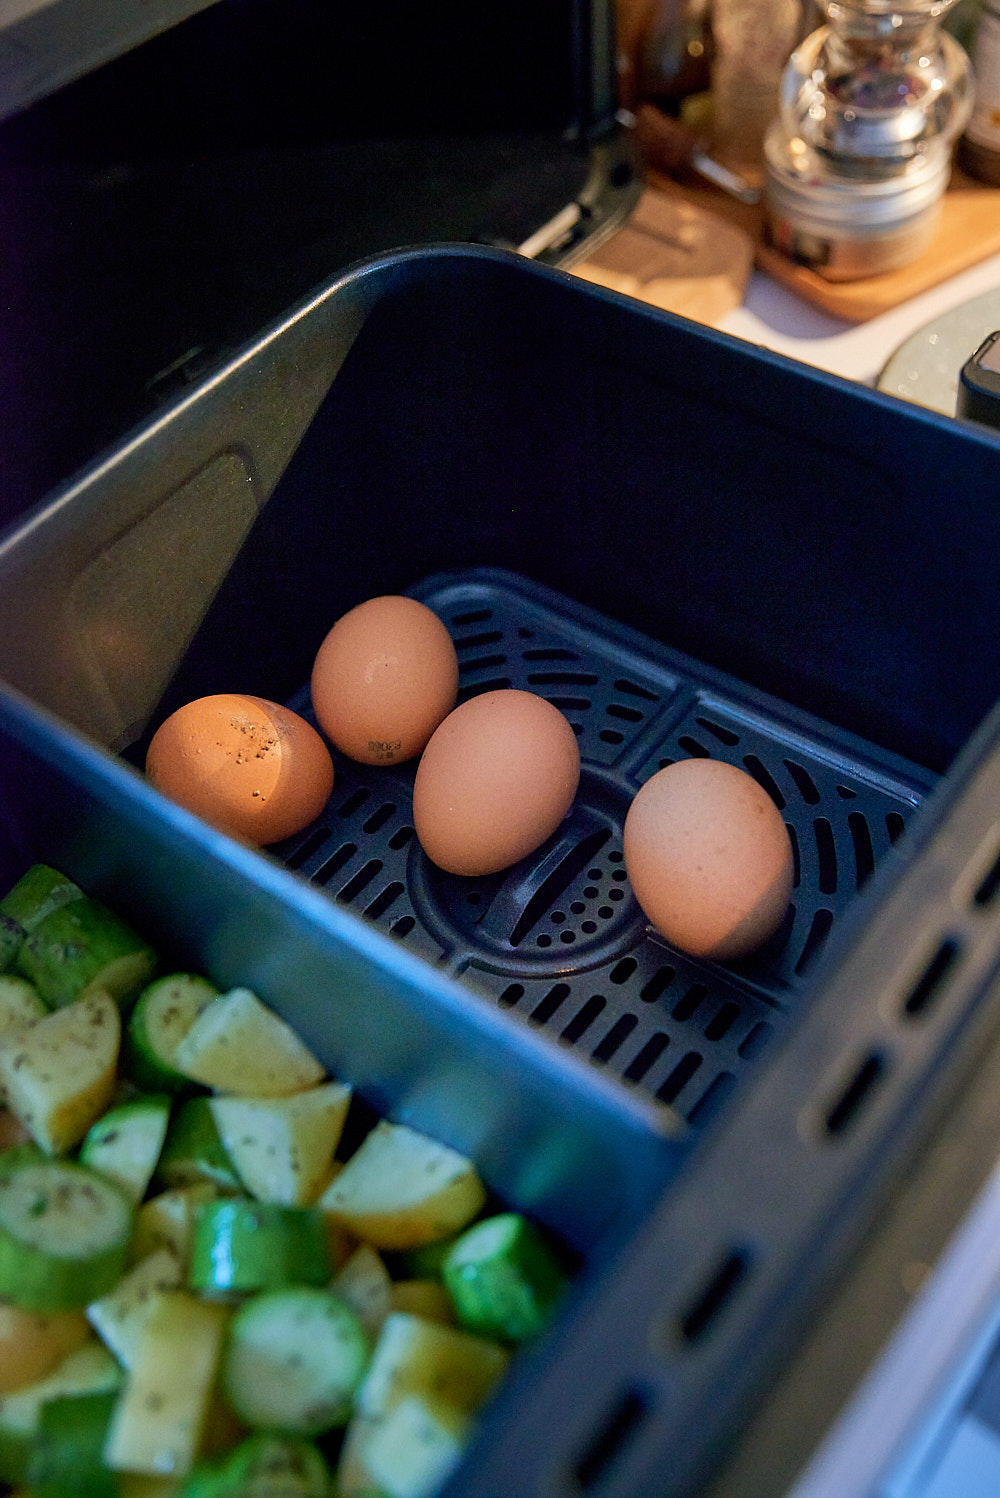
[763,0,974,279]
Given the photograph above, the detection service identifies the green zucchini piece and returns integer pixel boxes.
[441,1212,567,1344]
[16,896,157,1011]
[182,1433,332,1497]
[0,1146,134,1310]
[126,974,219,1093]
[222,1286,370,1435]
[28,1387,120,1498]
[0,866,84,972]
[189,1199,331,1294]
[0,1340,122,1485]
[80,1094,172,1203]
[157,1097,241,1193]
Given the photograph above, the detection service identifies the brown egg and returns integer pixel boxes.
[623,758,794,962]
[310,596,459,766]
[413,689,581,876]
[146,694,334,846]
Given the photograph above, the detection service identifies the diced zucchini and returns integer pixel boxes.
[156,1097,241,1193]
[189,1199,331,1295]
[172,989,324,1097]
[126,975,220,1093]
[362,1394,469,1498]
[355,1313,508,1421]
[0,1341,123,1485]
[0,990,121,1154]
[441,1212,567,1344]
[209,1081,352,1206]
[103,1291,229,1478]
[0,1301,91,1395]
[181,1433,332,1497]
[0,866,84,973]
[28,1387,120,1498]
[317,1123,486,1250]
[222,1286,370,1435]
[16,896,157,1011]
[81,1094,172,1203]
[0,1148,133,1311]
[87,1246,183,1368]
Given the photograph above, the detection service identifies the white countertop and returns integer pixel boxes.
[716,248,1000,390]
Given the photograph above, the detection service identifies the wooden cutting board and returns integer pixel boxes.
[570,185,755,325]
[644,163,1000,324]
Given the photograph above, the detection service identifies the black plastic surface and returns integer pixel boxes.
[274,568,932,1125]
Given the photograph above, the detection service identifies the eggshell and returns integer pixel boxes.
[146,693,335,846]
[311,596,459,765]
[412,689,581,877]
[623,758,794,962]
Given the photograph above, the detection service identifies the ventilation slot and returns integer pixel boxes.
[902,939,960,1018]
[624,1033,669,1081]
[973,846,1000,908]
[363,803,396,835]
[451,608,492,626]
[523,647,580,661]
[678,1248,754,1343]
[592,1014,638,1062]
[454,630,503,650]
[657,1051,702,1104]
[704,1003,739,1041]
[498,984,524,1008]
[696,717,739,746]
[364,882,404,921]
[611,958,638,984]
[574,1387,651,1490]
[607,704,643,723]
[286,826,329,869]
[824,1051,887,1137]
[527,671,599,686]
[814,817,838,894]
[530,984,571,1025]
[677,735,709,758]
[616,678,659,701]
[738,1021,773,1060]
[742,755,785,809]
[784,759,820,805]
[337,789,369,819]
[688,1070,736,1127]
[312,843,357,885]
[886,811,906,844]
[672,985,706,1022]
[562,995,605,1043]
[849,812,875,889]
[795,908,833,974]
[460,655,507,676]
[338,860,383,904]
[641,967,675,1003]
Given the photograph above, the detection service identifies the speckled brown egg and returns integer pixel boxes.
[146,693,334,846]
[412,689,581,877]
[310,596,459,766]
[623,758,794,962]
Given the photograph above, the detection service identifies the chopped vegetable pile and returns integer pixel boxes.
[0,866,570,1498]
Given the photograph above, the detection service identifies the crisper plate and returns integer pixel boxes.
[273,568,933,1124]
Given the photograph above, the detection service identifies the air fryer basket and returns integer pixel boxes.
[5,245,1000,1496]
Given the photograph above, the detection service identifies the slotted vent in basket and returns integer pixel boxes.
[276,571,931,1124]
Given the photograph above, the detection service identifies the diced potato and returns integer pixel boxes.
[0,1302,91,1394]
[87,1247,183,1369]
[355,1312,508,1421]
[172,989,325,1097]
[0,991,120,1154]
[129,1183,221,1271]
[335,1411,383,1498]
[209,1081,352,1206]
[363,1394,470,1498]
[332,1243,394,1338]
[103,1292,229,1478]
[317,1122,486,1250]
[388,1280,454,1326]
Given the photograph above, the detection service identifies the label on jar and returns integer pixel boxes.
[967,6,1000,150]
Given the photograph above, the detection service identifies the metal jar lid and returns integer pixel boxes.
[763,123,952,236]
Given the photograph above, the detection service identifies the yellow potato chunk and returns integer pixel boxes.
[0,991,120,1154]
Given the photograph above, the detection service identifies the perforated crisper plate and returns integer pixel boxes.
[275,569,934,1126]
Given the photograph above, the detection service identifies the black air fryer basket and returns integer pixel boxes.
[4,245,1000,1497]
